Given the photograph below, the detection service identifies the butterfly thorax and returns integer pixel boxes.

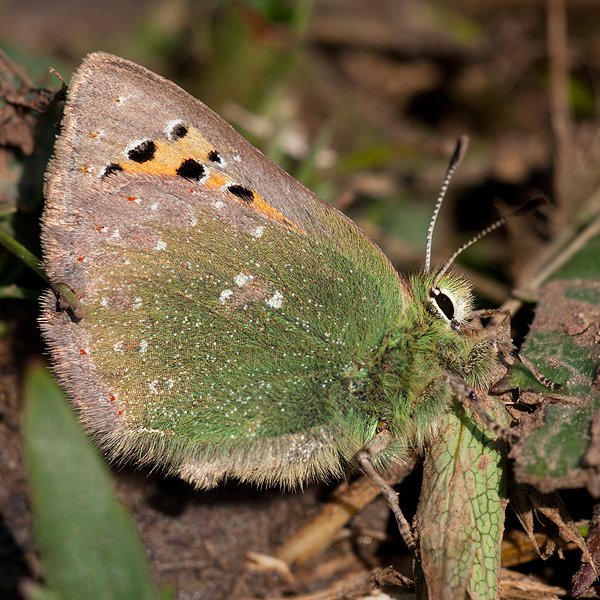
[354,270,500,451]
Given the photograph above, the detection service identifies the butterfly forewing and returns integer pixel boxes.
[41,52,406,487]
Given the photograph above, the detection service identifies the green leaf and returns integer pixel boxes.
[415,398,508,599]
[22,361,162,600]
[554,228,600,281]
[0,284,39,301]
[508,229,600,494]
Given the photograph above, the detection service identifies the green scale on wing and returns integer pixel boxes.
[80,203,404,484]
[81,200,499,486]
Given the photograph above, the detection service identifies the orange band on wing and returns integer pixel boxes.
[107,139,303,233]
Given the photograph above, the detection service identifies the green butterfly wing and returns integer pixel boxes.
[41,52,405,487]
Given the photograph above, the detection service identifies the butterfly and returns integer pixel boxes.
[40,52,556,552]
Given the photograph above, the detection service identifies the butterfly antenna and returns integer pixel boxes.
[433,197,549,287]
[425,135,469,273]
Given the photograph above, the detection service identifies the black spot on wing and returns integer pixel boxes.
[102,163,124,178]
[127,140,156,163]
[227,185,254,204]
[176,158,206,181]
[170,122,189,140]
[208,150,222,163]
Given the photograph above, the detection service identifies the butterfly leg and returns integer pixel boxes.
[470,308,563,392]
[357,425,417,553]
[443,373,519,444]
[470,307,510,320]
[509,351,563,392]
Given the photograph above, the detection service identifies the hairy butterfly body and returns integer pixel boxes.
[41,52,503,491]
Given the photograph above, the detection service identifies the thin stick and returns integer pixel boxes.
[547,0,572,219]
[0,225,47,282]
[0,225,83,318]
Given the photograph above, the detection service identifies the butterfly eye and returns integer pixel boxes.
[429,287,455,321]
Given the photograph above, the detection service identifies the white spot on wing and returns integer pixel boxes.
[235,273,253,286]
[220,289,233,303]
[266,290,284,309]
